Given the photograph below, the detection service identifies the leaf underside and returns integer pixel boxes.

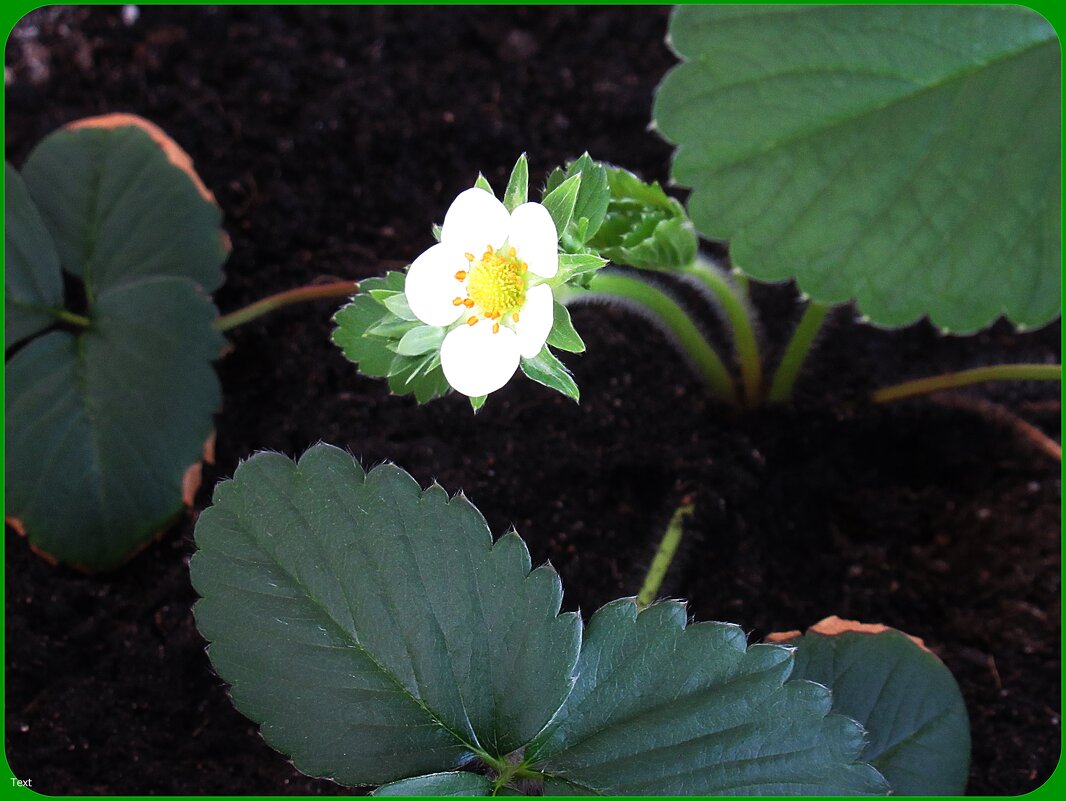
[193,445,889,796]
[654,5,1060,332]
[4,121,226,569]
[785,627,971,795]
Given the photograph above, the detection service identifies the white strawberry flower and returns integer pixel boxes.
[404,187,558,397]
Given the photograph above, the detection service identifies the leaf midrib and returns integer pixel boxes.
[233,466,485,762]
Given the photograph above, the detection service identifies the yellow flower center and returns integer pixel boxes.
[465,245,527,319]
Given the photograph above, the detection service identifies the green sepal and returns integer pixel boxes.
[554,253,606,288]
[520,347,579,402]
[503,154,529,212]
[545,302,585,354]
[469,395,487,413]
[587,165,697,272]
[383,293,419,321]
[474,173,494,195]
[396,325,446,357]
[540,174,581,239]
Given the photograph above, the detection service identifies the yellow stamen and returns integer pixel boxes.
[465,253,475,262]
[455,270,467,281]
[512,312,520,323]
[463,298,475,308]
[508,246,516,258]
[465,243,529,319]
[467,316,479,326]
[452,297,464,306]
[492,322,500,334]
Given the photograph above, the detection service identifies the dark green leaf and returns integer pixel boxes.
[503,154,529,212]
[191,446,581,787]
[545,303,585,354]
[5,162,64,347]
[527,599,889,795]
[655,5,1060,332]
[375,772,493,796]
[781,620,971,795]
[5,278,222,569]
[21,121,227,294]
[520,348,579,402]
[540,174,581,237]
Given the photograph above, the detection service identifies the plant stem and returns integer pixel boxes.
[53,309,91,328]
[766,301,830,404]
[213,280,360,332]
[871,364,1062,404]
[682,257,763,407]
[637,502,695,608]
[561,271,739,406]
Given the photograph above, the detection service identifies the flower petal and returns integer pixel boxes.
[508,202,558,278]
[440,322,521,397]
[513,284,555,358]
[441,187,511,256]
[405,242,467,326]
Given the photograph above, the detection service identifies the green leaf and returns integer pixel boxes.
[332,293,398,379]
[587,166,697,272]
[503,154,529,212]
[655,5,1060,332]
[545,302,585,354]
[520,347,579,402]
[5,278,222,569]
[191,446,582,787]
[5,162,64,347]
[396,325,446,357]
[474,173,494,196]
[374,772,493,796]
[21,121,227,293]
[527,599,889,795]
[540,174,581,237]
[781,620,971,795]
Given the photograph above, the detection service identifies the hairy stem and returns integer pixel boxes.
[682,256,763,407]
[561,271,739,406]
[53,309,92,328]
[766,302,831,404]
[871,363,1062,404]
[214,280,360,332]
[637,502,695,608]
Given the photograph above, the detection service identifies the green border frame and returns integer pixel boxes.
[2,1,1062,798]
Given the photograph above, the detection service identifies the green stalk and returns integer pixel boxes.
[53,309,91,328]
[766,301,830,404]
[637,502,695,608]
[871,364,1062,404]
[214,280,360,332]
[682,257,763,407]
[561,271,739,406]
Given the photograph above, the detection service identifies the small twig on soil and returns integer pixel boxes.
[214,280,360,332]
[870,363,1061,404]
[925,392,1062,462]
[637,500,695,608]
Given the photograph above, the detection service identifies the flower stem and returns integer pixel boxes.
[682,257,763,408]
[871,363,1062,404]
[766,301,831,404]
[213,281,360,332]
[562,271,739,406]
[637,502,695,609]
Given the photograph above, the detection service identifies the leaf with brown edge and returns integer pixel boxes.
[771,617,970,795]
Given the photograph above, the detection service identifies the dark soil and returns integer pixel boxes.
[5,6,1061,796]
